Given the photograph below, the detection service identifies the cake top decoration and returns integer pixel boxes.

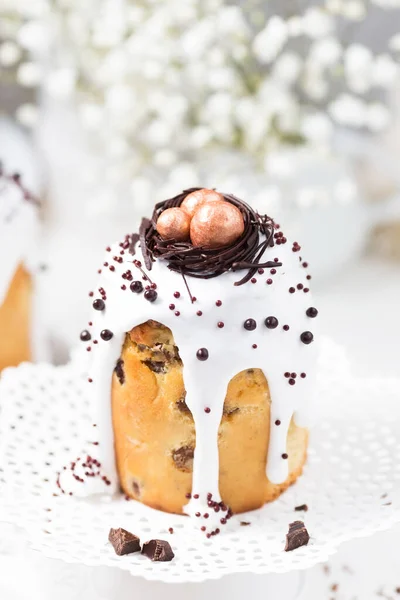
[137,188,282,286]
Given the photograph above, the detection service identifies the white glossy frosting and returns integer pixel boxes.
[0,175,38,305]
[83,202,318,523]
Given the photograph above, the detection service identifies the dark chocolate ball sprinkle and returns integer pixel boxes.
[144,289,158,302]
[93,299,105,311]
[266,278,273,285]
[265,316,279,329]
[300,372,307,378]
[174,291,180,298]
[289,287,295,294]
[197,310,203,316]
[282,453,288,459]
[130,281,143,293]
[306,307,318,318]
[252,343,258,349]
[217,321,224,328]
[297,283,303,290]
[251,278,257,283]
[244,318,257,331]
[291,372,297,378]
[169,304,175,310]
[289,378,295,385]
[175,311,180,316]
[197,348,209,361]
[204,407,211,413]
[306,275,312,280]
[270,268,276,275]
[284,372,290,378]
[303,288,309,293]
[216,300,222,307]
[100,329,113,341]
[283,324,290,331]
[300,331,314,345]
[275,420,281,426]
[80,330,91,342]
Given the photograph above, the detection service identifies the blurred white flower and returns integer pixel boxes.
[272,52,303,84]
[389,33,400,51]
[0,41,22,66]
[15,103,38,127]
[328,94,367,127]
[301,7,334,39]
[366,103,391,130]
[301,112,334,143]
[253,16,288,63]
[371,54,399,87]
[17,20,50,53]
[344,44,373,93]
[308,37,342,67]
[105,84,136,114]
[44,67,76,98]
[17,61,42,86]
[371,0,400,6]
[341,0,367,20]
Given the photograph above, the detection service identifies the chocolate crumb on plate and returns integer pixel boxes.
[240,521,251,526]
[294,504,308,512]
[108,528,141,556]
[284,521,310,552]
[142,539,175,562]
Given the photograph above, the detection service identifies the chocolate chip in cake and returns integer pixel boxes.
[142,539,174,562]
[114,359,125,385]
[142,359,166,373]
[108,528,141,556]
[176,396,192,415]
[284,521,310,552]
[172,446,194,472]
[294,504,308,512]
[132,479,142,498]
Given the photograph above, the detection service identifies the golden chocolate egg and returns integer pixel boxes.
[156,207,191,241]
[180,188,224,218]
[190,201,245,248]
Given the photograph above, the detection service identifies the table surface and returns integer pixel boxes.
[1,257,399,599]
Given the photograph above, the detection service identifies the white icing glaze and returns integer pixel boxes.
[85,211,318,523]
[0,175,38,305]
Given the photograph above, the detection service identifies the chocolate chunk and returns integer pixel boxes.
[172,446,194,472]
[108,528,141,556]
[142,539,174,562]
[142,359,166,373]
[284,521,310,552]
[114,359,125,385]
[294,504,308,512]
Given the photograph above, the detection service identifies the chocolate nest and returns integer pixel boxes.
[134,188,281,286]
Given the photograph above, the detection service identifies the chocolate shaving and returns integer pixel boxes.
[294,504,308,512]
[284,521,310,552]
[108,528,141,556]
[134,188,282,285]
[142,539,174,562]
[129,233,140,255]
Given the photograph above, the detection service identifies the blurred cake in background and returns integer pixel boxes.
[0,167,39,370]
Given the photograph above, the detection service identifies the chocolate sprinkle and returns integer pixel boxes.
[114,359,125,385]
[284,521,310,552]
[142,539,174,562]
[135,188,282,285]
[80,330,91,342]
[294,504,309,512]
[108,528,141,556]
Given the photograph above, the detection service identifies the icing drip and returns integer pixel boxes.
[85,221,318,524]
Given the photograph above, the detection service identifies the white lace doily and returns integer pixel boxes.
[0,340,400,583]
